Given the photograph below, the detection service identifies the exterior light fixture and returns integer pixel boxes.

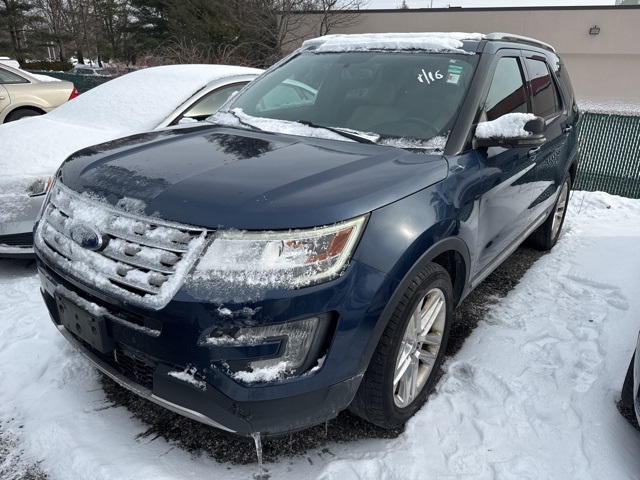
[589,26,601,35]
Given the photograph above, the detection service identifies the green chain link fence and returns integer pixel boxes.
[28,71,110,94]
[576,112,640,199]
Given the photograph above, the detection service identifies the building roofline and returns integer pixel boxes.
[306,5,640,14]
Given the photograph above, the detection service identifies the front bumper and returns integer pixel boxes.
[0,193,44,258]
[37,251,395,437]
[55,319,361,436]
[0,232,34,258]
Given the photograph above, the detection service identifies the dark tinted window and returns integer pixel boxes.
[485,57,527,121]
[525,58,561,117]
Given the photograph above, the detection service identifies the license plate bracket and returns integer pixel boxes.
[55,295,115,354]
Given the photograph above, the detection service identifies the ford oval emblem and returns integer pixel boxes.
[69,223,107,251]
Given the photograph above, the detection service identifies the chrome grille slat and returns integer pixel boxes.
[54,202,197,253]
[101,245,178,275]
[107,275,161,295]
[100,229,192,253]
[36,183,209,310]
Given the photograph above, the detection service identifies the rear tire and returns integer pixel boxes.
[349,262,452,429]
[5,108,41,123]
[527,173,571,251]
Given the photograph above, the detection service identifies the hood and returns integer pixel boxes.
[59,125,449,230]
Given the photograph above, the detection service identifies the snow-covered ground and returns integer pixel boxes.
[1,190,640,479]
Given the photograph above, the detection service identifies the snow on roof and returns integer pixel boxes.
[0,64,262,184]
[46,64,262,132]
[302,32,484,54]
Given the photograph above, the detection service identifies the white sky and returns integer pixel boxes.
[366,0,616,9]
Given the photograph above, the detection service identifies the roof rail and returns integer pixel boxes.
[485,32,556,53]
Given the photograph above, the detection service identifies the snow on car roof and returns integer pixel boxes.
[301,32,484,54]
[46,64,263,132]
[0,64,262,183]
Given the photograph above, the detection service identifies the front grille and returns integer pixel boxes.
[112,346,156,390]
[35,183,209,310]
[0,231,33,247]
[91,343,157,390]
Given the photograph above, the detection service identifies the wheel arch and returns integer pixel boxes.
[355,236,470,374]
[4,105,46,123]
[568,153,579,185]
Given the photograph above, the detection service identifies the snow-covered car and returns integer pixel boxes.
[0,62,78,123]
[0,64,262,258]
[67,65,113,77]
[0,56,20,69]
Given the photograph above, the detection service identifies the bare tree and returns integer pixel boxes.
[311,0,368,37]
[33,0,69,60]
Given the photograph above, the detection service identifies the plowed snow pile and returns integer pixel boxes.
[1,190,639,479]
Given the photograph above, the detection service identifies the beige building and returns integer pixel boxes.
[290,6,640,105]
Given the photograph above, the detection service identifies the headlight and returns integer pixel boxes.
[193,215,367,288]
[27,177,53,197]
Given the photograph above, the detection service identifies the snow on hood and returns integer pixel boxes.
[0,64,262,184]
[302,32,484,54]
[475,113,536,139]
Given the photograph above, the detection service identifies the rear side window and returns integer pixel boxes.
[485,57,528,121]
[525,58,562,117]
[0,67,28,84]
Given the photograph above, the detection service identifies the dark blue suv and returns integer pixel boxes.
[34,32,579,437]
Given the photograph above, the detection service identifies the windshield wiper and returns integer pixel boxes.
[297,120,379,144]
[226,109,262,131]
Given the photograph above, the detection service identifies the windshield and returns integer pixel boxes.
[221,51,477,144]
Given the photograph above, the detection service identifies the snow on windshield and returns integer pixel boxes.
[475,112,536,139]
[379,135,448,152]
[303,32,483,54]
[209,108,354,142]
[209,109,448,151]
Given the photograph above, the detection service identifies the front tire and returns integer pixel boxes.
[528,173,571,251]
[350,262,453,428]
[5,108,41,123]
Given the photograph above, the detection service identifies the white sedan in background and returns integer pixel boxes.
[0,64,263,258]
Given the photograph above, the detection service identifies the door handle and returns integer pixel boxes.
[563,125,573,134]
[528,147,541,158]
[0,96,5,100]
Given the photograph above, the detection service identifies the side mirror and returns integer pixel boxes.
[474,113,546,149]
